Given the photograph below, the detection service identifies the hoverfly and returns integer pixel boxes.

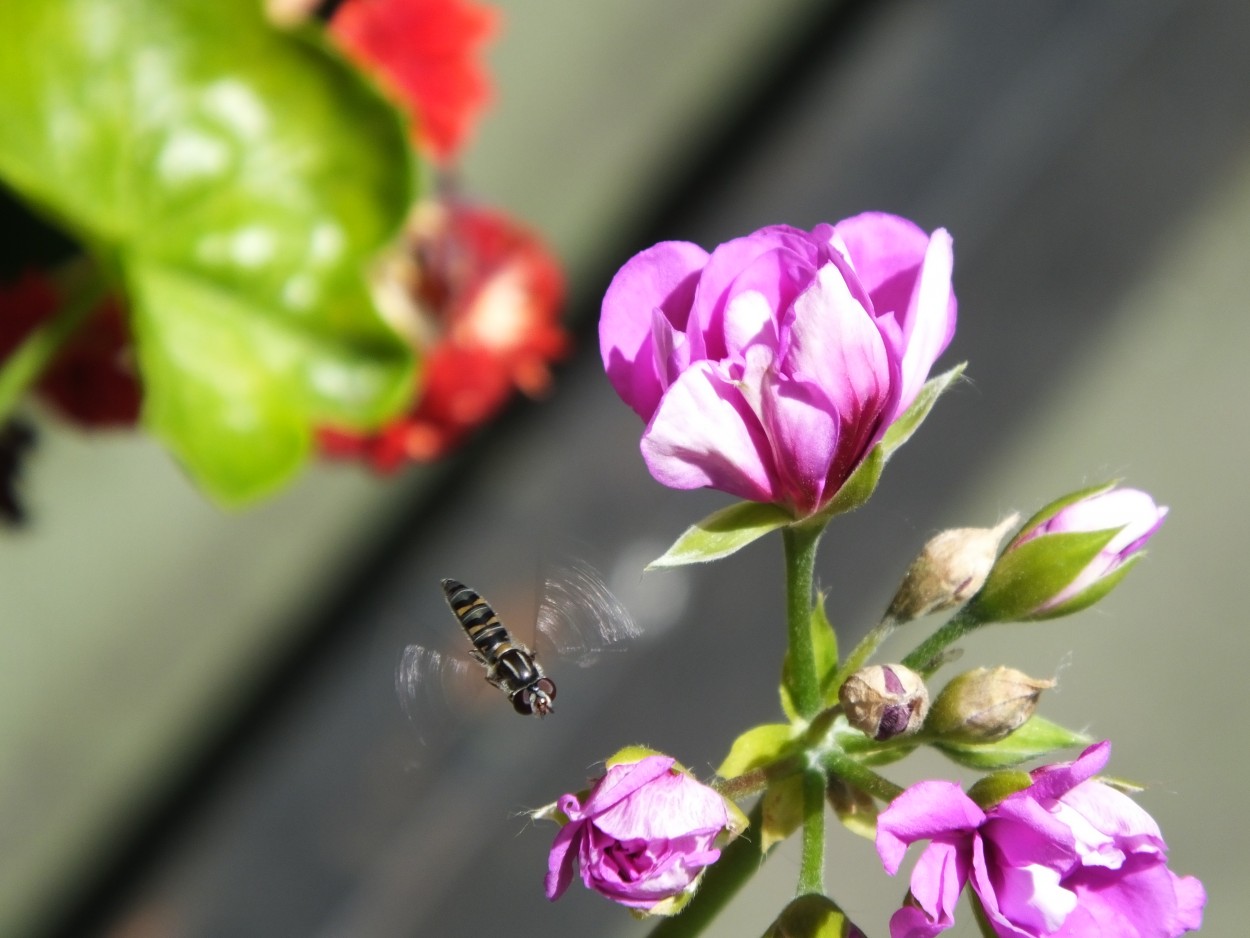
[396,560,638,724]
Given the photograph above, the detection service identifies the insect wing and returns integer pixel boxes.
[535,559,640,668]
[395,641,476,724]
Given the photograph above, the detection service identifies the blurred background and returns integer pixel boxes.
[2,0,1247,935]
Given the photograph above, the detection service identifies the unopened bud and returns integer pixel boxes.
[885,513,1021,624]
[838,664,929,741]
[928,666,1055,743]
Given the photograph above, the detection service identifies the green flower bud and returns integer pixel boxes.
[928,666,1055,743]
[885,514,1020,624]
[838,664,929,741]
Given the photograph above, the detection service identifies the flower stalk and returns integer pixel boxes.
[900,606,982,676]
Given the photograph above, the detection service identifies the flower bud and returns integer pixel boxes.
[928,666,1055,743]
[973,484,1167,622]
[839,665,929,741]
[885,513,1021,623]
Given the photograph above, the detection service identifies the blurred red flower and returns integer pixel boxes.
[329,0,499,163]
[318,201,569,469]
[0,271,141,428]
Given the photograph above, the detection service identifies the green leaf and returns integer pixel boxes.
[760,775,804,853]
[969,528,1120,623]
[0,0,416,502]
[717,723,795,779]
[932,715,1092,770]
[781,592,839,719]
[880,362,967,459]
[764,893,863,938]
[966,770,1033,809]
[648,501,793,569]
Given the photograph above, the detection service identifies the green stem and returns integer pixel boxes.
[647,800,768,938]
[821,748,904,803]
[782,523,824,719]
[781,522,827,900]
[0,272,108,423]
[797,769,825,894]
[900,606,982,677]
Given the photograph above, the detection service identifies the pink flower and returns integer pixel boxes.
[599,214,956,516]
[545,755,733,913]
[1015,487,1167,613]
[876,741,1205,938]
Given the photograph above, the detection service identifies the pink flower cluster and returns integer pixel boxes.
[876,742,1204,938]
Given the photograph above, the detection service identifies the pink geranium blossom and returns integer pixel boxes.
[545,755,733,913]
[876,741,1205,938]
[599,214,956,516]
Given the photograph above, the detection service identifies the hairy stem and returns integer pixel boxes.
[900,607,981,676]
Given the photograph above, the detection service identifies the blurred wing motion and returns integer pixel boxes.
[396,560,638,726]
[536,558,640,666]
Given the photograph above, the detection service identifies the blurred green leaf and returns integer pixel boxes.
[0,0,416,502]
[826,775,878,841]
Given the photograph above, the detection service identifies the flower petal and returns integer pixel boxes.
[832,213,956,418]
[600,241,708,420]
[545,819,583,900]
[876,780,984,875]
[641,360,778,504]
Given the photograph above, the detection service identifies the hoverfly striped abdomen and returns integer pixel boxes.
[440,578,557,717]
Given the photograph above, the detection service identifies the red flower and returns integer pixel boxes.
[0,271,141,428]
[330,0,498,163]
[318,201,569,469]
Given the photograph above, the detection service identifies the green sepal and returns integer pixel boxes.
[966,770,1034,809]
[606,744,669,769]
[827,775,879,841]
[0,0,416,503]
[804,444,885,526]
[760,775,805,853]
[931,715,1092,770]
[1026,554,1141,620]
[831,713,917,767]
[800,363,966,528]
[648,501,793,569]
[968,528,1121,623]
[717,723,796,779]
[880,362,966,458]
[781,592,839,720]
[763,893,864,938]
[1004,481,1119,551]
